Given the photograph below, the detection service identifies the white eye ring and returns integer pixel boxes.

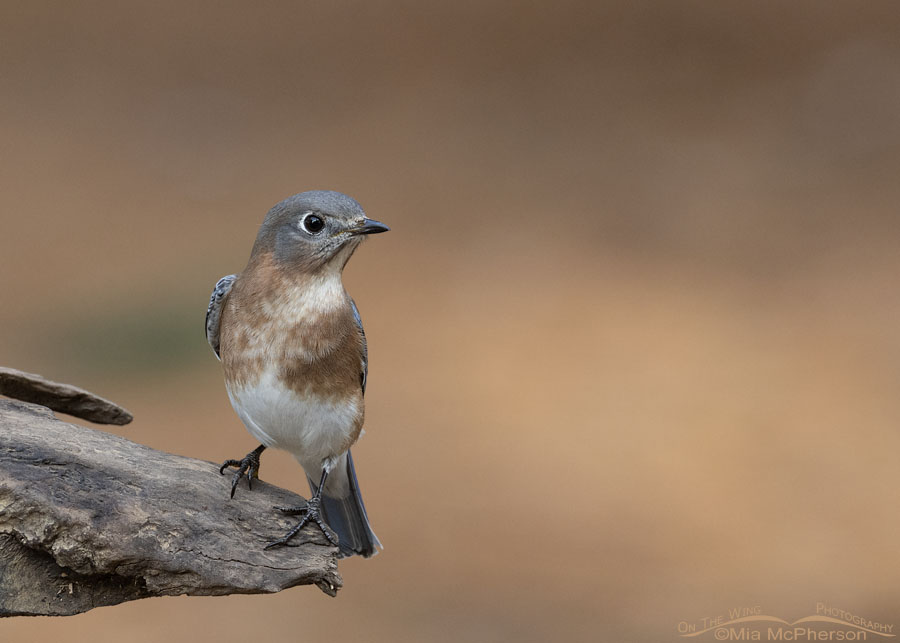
[301,212,325,234]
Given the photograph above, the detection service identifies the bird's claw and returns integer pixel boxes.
[265,497,339,549]
[219,446,264,498]
[273,504,308,515]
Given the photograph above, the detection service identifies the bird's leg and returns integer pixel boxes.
[219,444,266,498]
[266,468,339,549]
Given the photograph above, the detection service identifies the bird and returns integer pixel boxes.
[205,190,387,557]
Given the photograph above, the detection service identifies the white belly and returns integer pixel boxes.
[226,367,359,472]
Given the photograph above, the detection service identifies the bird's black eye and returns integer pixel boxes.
[301,213,325,234]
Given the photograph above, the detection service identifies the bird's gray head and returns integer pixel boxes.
[252,190,389,273]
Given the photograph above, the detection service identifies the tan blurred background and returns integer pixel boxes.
[2,1,900,640]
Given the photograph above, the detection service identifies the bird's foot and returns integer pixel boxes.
[219,445,265,498]
[265,496,339,549]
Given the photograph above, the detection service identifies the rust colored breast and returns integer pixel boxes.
[219,252,366,438]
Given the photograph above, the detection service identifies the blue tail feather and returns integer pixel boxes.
[308,450,382,558]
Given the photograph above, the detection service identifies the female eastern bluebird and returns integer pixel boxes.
[205,190,387,557]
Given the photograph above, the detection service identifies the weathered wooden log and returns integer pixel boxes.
[0,398,342,617]
[0,367,133,425]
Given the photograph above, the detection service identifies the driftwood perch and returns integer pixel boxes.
[0,367,133,426]
[0,393,342,617]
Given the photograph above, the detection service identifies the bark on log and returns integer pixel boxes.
[0,398,342,617]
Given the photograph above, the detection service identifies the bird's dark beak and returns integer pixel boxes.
[350,218,390,236]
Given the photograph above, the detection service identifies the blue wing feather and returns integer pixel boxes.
[206,274,237,359]
[349,297,368,394]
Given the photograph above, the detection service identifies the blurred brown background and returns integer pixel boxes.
[2,1,900,641]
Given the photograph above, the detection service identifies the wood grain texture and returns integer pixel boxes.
[0,399,342,617]
[0,367,133,425]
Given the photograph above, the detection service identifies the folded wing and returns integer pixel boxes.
[206,274,237,359]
